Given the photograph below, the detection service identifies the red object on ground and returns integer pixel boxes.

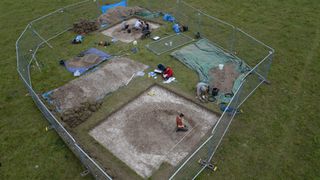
[163,67,173,78]
[176,116,184,128]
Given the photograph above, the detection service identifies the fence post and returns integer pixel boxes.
[264,51,274,81]
[197,11,202,35]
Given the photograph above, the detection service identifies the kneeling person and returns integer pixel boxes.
[196,82,209,102]
[162,67,173,80]
[176,113,188,132]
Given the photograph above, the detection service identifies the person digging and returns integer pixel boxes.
[121,21,129,31]
[141,21,151,38]
[176,113,188,132]
[196,82,209,102]
[134,19,143,30]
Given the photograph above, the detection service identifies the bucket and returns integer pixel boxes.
[133,40,138,46]
[218,64,224,70]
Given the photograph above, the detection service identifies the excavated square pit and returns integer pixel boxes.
[89,86,219,178]
[101,18,161,43]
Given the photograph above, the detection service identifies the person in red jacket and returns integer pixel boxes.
[162,67,173,80]
[176,113,188,132]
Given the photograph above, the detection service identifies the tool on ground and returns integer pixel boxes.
[198,159,218,171]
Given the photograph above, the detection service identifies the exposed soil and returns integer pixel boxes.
[98,6,145,25]
[208,63,240,94]
[101,18,161,43]
[66,54,102,68]
[73,19,99,34]
[48,57,149,128]
[89,86,218,178]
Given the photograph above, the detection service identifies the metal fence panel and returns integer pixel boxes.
[18,74,112,179]
[169,79,243,180]
[168,1,274,179]
[17,26,43,85]
[16,1,112,179]
[174,1,202,34]
[169,135,214,180]
[30,0,100,40]
[234,28,273,68]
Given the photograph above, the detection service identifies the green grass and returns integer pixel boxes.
[1,0,320,180]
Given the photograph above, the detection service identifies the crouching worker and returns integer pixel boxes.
[134,19,143,30]
[98,41,111,47]
[196,82,209,102]
[121,21,129,31]
[176,113,188,132]
[162,67,173,80]
[141,22,151,39]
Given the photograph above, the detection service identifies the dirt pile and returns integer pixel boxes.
[73,19,99,34]
[97,6,145,25]
[60,101,102,128]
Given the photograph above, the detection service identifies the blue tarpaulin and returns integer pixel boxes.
[173,24,180,33]
[65,48,112,75]
[163,13,175,22]
[101,0,127,14]
[81,48,111,60]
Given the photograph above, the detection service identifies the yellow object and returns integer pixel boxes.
[147,91,155,96]
[214,166,218,171]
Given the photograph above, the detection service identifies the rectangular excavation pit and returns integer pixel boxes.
[89,85,219,178]
[101,17,161,43]
[44,57,148,128]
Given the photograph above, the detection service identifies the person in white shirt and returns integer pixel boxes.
[134,20,143,30]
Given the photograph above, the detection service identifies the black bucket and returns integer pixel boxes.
[212,88,219,96]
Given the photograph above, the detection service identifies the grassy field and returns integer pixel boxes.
[1,0,320,179]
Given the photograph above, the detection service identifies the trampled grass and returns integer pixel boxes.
[0,0,319,179]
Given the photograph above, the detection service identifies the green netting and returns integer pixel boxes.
[171,39,249,100]
[146,33,194,55]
